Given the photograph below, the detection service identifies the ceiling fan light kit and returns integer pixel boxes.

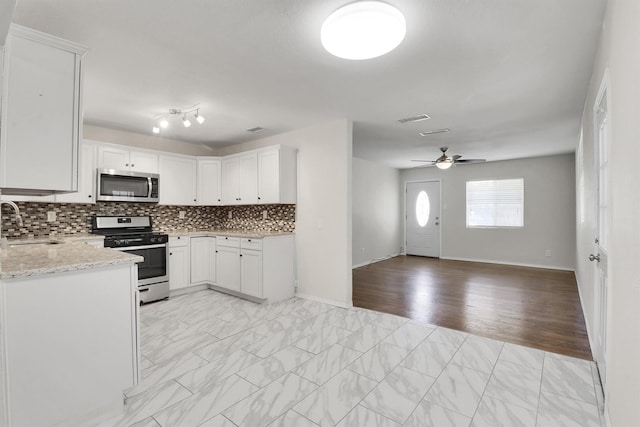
[412,146,486,169]
[153,107,204,134]
[321,1,406,60]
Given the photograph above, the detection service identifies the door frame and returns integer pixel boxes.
[591,68,611,390]
[403,179,442,257]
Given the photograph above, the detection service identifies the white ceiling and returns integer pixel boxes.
[12,0,606,169]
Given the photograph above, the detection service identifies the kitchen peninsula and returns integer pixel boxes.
[0,239,142,427]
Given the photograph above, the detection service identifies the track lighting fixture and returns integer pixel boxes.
[152,105,205,134]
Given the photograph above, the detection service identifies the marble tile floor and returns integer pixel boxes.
[91,290,605,427]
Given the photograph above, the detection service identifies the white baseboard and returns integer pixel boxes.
[169,284,209,297]
[439,256,575,272]
[352,254,401,269]
[296,292,352,309]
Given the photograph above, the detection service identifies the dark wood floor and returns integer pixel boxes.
[353,255,592,360]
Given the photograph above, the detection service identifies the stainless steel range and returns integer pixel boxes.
[91,215,169,303]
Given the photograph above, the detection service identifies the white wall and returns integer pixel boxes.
[401,154,576,270]
[217,120,354,307]
[83,125,216,156]
[352,158,402,268]
[576,0,640,425]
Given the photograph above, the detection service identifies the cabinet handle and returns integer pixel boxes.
[240,254,243,257]
[248,239,251,242]
[177,236,181,239]
[131,164,135,167]
[218,199,221,202]
[88,195,92,198]
[125,163,129,167]
[258,196,261,200]
[169,252,173,255]
[215,250,218,253]
[194,199,197,202]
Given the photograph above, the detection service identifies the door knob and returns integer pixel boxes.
[589,253,600,262]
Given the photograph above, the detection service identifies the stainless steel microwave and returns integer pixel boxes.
[96,169,159,203]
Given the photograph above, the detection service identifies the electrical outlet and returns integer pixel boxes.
[545,249,552,257]
[228,211,233,219]
[262,210,268,220]
[47,211,56,222]
[179,211,186,219]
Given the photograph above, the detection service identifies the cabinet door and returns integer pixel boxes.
[207,237,217,283]
[55,141,96,204]
[1,28,82,192]
[169,246,190,290]
[221,157,239,204]
[159,155,197,205]
[238,152,258,205]
[240,249,263,298]
[190,237,211,285]
[258,149,280,204]
[130,151,158,173]
[197,159,222,205]
[216,246,240,291]
[98,145,130,170]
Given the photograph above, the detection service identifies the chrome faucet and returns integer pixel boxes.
[1,200,23,227]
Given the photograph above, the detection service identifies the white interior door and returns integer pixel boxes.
[592,84,610,387]
[405,181,441,257]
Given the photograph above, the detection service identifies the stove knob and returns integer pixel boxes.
[150,237,157,243]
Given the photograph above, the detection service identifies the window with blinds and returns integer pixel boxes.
[466,178,524,227]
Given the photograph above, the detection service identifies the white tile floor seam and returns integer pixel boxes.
[88,290,604,427]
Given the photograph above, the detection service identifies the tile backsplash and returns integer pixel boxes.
[1,202,296,239]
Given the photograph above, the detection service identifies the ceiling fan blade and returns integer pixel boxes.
[452,154,462,160]
[455,159,486,164]
[411,160,437,163]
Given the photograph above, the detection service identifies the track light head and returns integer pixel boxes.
[152,126,160,134]
[159,118,169,128]
[182,114,191,128]
[195,110,205,124]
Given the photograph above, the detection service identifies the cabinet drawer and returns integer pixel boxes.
[241,238,262,250]
[169,235,189,248]
[216,236,240,248]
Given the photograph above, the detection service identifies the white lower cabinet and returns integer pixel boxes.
[190,237,216,284]
[216,237,241,292]
[0,264,138,427]
[169,236,190,290]
[240,248,263,298]
[172,233,295,303]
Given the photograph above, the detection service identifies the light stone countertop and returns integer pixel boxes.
[0,240,142,280]
[161,229,294,239]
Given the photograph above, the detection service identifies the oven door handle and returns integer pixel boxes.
[111,244,167,251]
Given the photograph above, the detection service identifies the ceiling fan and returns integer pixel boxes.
[412,147,486,170]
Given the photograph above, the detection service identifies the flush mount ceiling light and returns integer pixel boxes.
[152,106,205,134]
[321,1,406,60]
[419,128,450,136]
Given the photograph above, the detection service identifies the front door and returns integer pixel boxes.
[405,181,441,257]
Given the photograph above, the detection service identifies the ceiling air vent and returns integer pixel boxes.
[419,128,450,136]
[246,127,265,133]
[397,114,430,124]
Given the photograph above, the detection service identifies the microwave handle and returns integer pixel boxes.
[148,177,152,198]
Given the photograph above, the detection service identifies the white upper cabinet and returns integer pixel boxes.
[97,145,158,173]
[222,152,258,205]
[55,141,97,204]
[197,158,222,206]
[159,154,197,205]
[0,24,87,195]
[257,146,297,204]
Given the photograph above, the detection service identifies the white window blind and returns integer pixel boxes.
[466,178,524,227]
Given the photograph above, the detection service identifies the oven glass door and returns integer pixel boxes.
[118,245,167,284]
